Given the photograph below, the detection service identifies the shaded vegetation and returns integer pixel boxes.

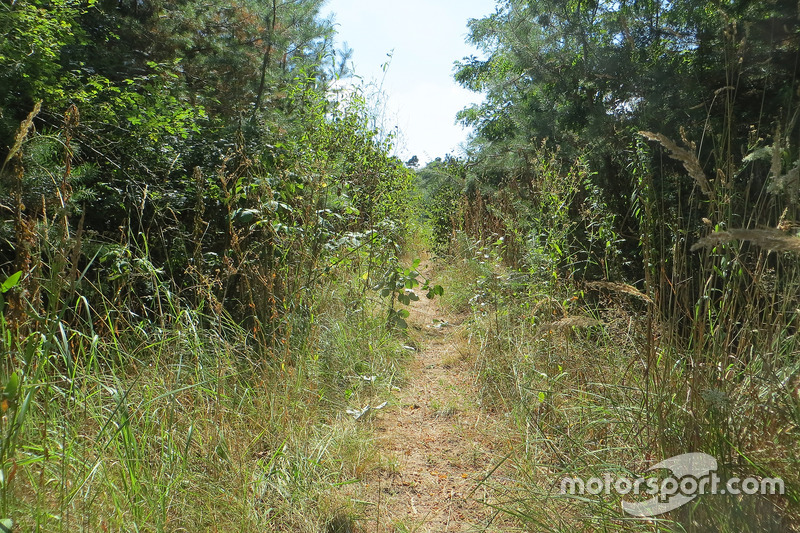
[2,0,799,531]
[416,0,800,531]
[0,0,422,529]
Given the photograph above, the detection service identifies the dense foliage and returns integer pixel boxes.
[1,0,415,335]
[430,1,800,530]
[454,0,799,271]
[2,0,799,530]
[0,0,418,529]
[447,0,800,353]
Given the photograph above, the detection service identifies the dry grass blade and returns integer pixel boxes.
[585,281,653,304]
[1,101,42,173]
[551,316,602,328]
[770,125,783,183]
[764,125,800,197]
[691,228,800,253]
[639,130,711,196]
[769,164,800,196]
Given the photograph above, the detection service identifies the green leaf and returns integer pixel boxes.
[426,285,444,299]
[0,519,13,533]
[233,209,259,224]
[1,271,22,293]
[17,385,36,426]
[4,372,19,400]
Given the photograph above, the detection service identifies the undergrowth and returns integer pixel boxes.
[0,78,422,532]
[436,229,799,531]
[431,102,800,531]
[1,254,414,532]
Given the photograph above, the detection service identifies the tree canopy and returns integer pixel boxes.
[454,0,799,278]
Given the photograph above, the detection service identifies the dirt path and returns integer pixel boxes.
[359,262,521,532]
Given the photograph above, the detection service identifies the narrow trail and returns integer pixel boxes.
[359,260,521,532]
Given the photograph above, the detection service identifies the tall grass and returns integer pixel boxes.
[0,97,417,531]
[2,244,411,531]
[436,31,800,527]
[438,225,798,531]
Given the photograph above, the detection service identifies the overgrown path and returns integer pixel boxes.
[359,259,521,532]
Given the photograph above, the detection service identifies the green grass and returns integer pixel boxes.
[433,238,800,533]
[1,260,411,532]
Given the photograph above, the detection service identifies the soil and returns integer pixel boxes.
[357,261,522,533]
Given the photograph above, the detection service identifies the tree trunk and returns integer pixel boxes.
[252,0,278,119]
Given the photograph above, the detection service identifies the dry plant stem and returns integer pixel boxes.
[638,131,711,196]
[4,103,42,336]
[691,228,800,254]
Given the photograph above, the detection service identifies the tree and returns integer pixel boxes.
[458,0,798,163]
[455,0,800,274]
[0,0,356,316]
[0,0,85,159]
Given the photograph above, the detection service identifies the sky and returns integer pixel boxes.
[323,0,498,164]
